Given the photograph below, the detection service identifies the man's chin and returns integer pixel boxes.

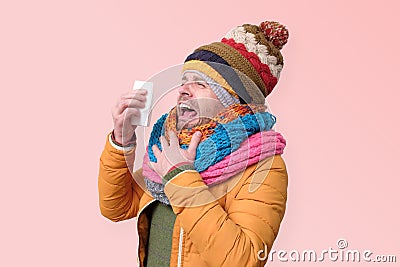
[177,117,210,130]
[177,118,199,130]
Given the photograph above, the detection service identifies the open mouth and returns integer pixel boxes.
[178,102,198,120]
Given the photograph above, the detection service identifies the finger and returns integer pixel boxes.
[113,99,130,115]
[121,93,147,102]
[149,162,157,173]
[122,107,140,121]
[187,131,202,156]
[126,99,146,108]
[121,89,148,98]
[152,144,162,160]
[159,135,169,151]
[115,99,145,115]
[168,130,179,148]
[115,91,146,110]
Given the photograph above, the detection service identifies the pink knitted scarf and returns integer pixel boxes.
[142,130,285,186]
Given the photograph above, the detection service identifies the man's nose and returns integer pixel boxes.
[178,82,194,97]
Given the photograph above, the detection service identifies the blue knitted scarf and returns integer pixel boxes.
[144,108,277,205]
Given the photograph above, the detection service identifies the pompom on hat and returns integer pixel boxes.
[183,20,289,105]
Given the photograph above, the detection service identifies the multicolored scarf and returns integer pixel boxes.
[142,104,286,205]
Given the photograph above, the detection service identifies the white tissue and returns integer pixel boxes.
[130,80,153,126]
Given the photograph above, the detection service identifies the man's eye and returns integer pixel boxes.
[196,82,207,88]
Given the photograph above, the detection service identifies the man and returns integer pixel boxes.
[98,20,289,267]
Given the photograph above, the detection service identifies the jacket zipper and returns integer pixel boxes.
[177,227,184,267]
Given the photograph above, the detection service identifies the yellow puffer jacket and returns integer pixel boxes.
[98,134,288,267]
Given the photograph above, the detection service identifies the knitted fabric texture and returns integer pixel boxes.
[152,104,265,150]
[143,131,286,185]
[184,20,289,99]
[142,104,286,205]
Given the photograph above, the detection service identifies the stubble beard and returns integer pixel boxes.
[176,116,211,131]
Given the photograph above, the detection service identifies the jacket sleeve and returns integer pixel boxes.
[98,133,145,222]
[164,155,288,266]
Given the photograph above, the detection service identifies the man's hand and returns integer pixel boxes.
[151,130,202,177]
[112,89,147,145]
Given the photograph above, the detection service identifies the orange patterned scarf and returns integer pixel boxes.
[165,103,265,145]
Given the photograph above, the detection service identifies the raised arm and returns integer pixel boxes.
[98,89,148,222]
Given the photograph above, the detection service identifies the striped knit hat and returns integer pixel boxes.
[182,21,289,106]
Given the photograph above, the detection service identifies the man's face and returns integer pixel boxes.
[176,72,225,130]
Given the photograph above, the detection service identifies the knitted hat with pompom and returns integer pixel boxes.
[182,21,289,106]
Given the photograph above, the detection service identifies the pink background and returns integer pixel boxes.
[1,0,399,266]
